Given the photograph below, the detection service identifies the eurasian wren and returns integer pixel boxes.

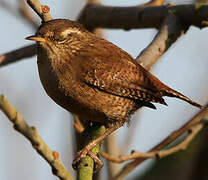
[26,19,202,171]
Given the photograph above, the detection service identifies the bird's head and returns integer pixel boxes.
[26,19,90,53]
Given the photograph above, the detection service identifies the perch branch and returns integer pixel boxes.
[113,105,208,179]
[0,95,74,180]
[77,125,106,180]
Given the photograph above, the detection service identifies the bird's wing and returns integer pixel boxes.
[77,38,166,105]
[80,66,166,104]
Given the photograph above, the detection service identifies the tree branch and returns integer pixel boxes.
[137,13,186,70]
[0,44,36,67]
[0,95,74,180]
[78,3,208,31]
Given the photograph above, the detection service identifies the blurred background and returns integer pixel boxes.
[0,0,208,179]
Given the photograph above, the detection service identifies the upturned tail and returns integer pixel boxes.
[161,87,202,109]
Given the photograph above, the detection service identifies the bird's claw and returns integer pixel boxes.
[72,149,103,173]
[72,149,88,170]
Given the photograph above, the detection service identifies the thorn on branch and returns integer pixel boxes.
[41,5,50,13]
[53,151,60,159]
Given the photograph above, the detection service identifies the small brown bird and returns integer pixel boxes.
[26,19,202,171]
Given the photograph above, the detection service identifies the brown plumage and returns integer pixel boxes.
[26,19,202,171]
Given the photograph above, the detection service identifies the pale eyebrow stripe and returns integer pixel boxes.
[61,28,81,36]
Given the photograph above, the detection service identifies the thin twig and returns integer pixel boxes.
[100,122,204,163]
[113,105,208,179]
[156,124,203,158]
[0,95,74,180]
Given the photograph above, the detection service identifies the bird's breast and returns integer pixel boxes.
[37,50,78,112]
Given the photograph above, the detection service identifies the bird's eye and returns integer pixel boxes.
[53,35,67,43]
[53,32,72,44]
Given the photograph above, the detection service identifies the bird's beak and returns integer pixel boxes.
[25,35,46,43]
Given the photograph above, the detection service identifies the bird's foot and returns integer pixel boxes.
[72,149,103,173]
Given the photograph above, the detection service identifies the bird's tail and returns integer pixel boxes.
[161,87,202,109]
